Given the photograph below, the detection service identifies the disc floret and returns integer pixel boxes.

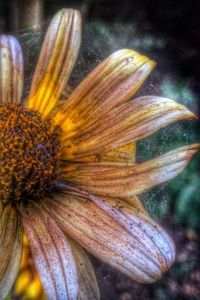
[0,103,61,203]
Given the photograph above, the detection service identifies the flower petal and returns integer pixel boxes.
[59,143,136,163]
[0,204,23,300]
[97,143,136,163]
[122,195,147,213]
[12,235,46,300]
[62,144,200,197]
[54,49,155,136]
[60,96,196,160]
[69,239,100,300]
[0,35,24,104]
[27,9,81,117]
[20,201,78,300]
[43,190,175,284]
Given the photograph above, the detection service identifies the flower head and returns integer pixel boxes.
[0,8,199,300]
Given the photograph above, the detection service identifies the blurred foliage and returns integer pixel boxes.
[170,164,200,228]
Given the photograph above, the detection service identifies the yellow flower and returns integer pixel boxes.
[0,8,199,300]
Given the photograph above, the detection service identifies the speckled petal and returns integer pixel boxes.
[27,9,81,117]
[62,144,200,197]
[54,49,155,137]
[43,189,175,284]
[12,235,46,300]
[0,35,24,104]
[69,239,100,300]
[59,96,196,160]
[20,201,78,300]
[0,204,23,300]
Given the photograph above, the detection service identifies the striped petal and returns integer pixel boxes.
[0,204,23,300]
[69,239,100,300]
[60,143,136,163]
[20,201,78,300]
[54,49,155,136]
[43,189,175,284]
[12,235,46,300]
[0,35,24,104]
[62,144,200,197]
[97,143,136,163]
[59,96,196,160]
[27,9,81,117]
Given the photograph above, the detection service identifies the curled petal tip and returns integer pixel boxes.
[137,223,176,284]
[192,112,199,120]
[188,143,200,153]
[182,107,198,120]
[56,7,81,17]
[111,48,156,69]
[148,59,157,69]
[153,231,176,282]
[195,143,200,148]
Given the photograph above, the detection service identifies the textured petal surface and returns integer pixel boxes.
[0,204,23,300]
[96,143,136,163]
[62,144,200,197]
[43,189,175,284]
[21,201,78,300]
[27,9,81,117]
[54,49,155,136]
[12,235,46,300]
[60,143,136,163]
[69,239,100,300]
[0,35,24,104]
[122,195,147,214]
[59,96,196,160]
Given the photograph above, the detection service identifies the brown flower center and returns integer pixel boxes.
[0,104,61,203]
